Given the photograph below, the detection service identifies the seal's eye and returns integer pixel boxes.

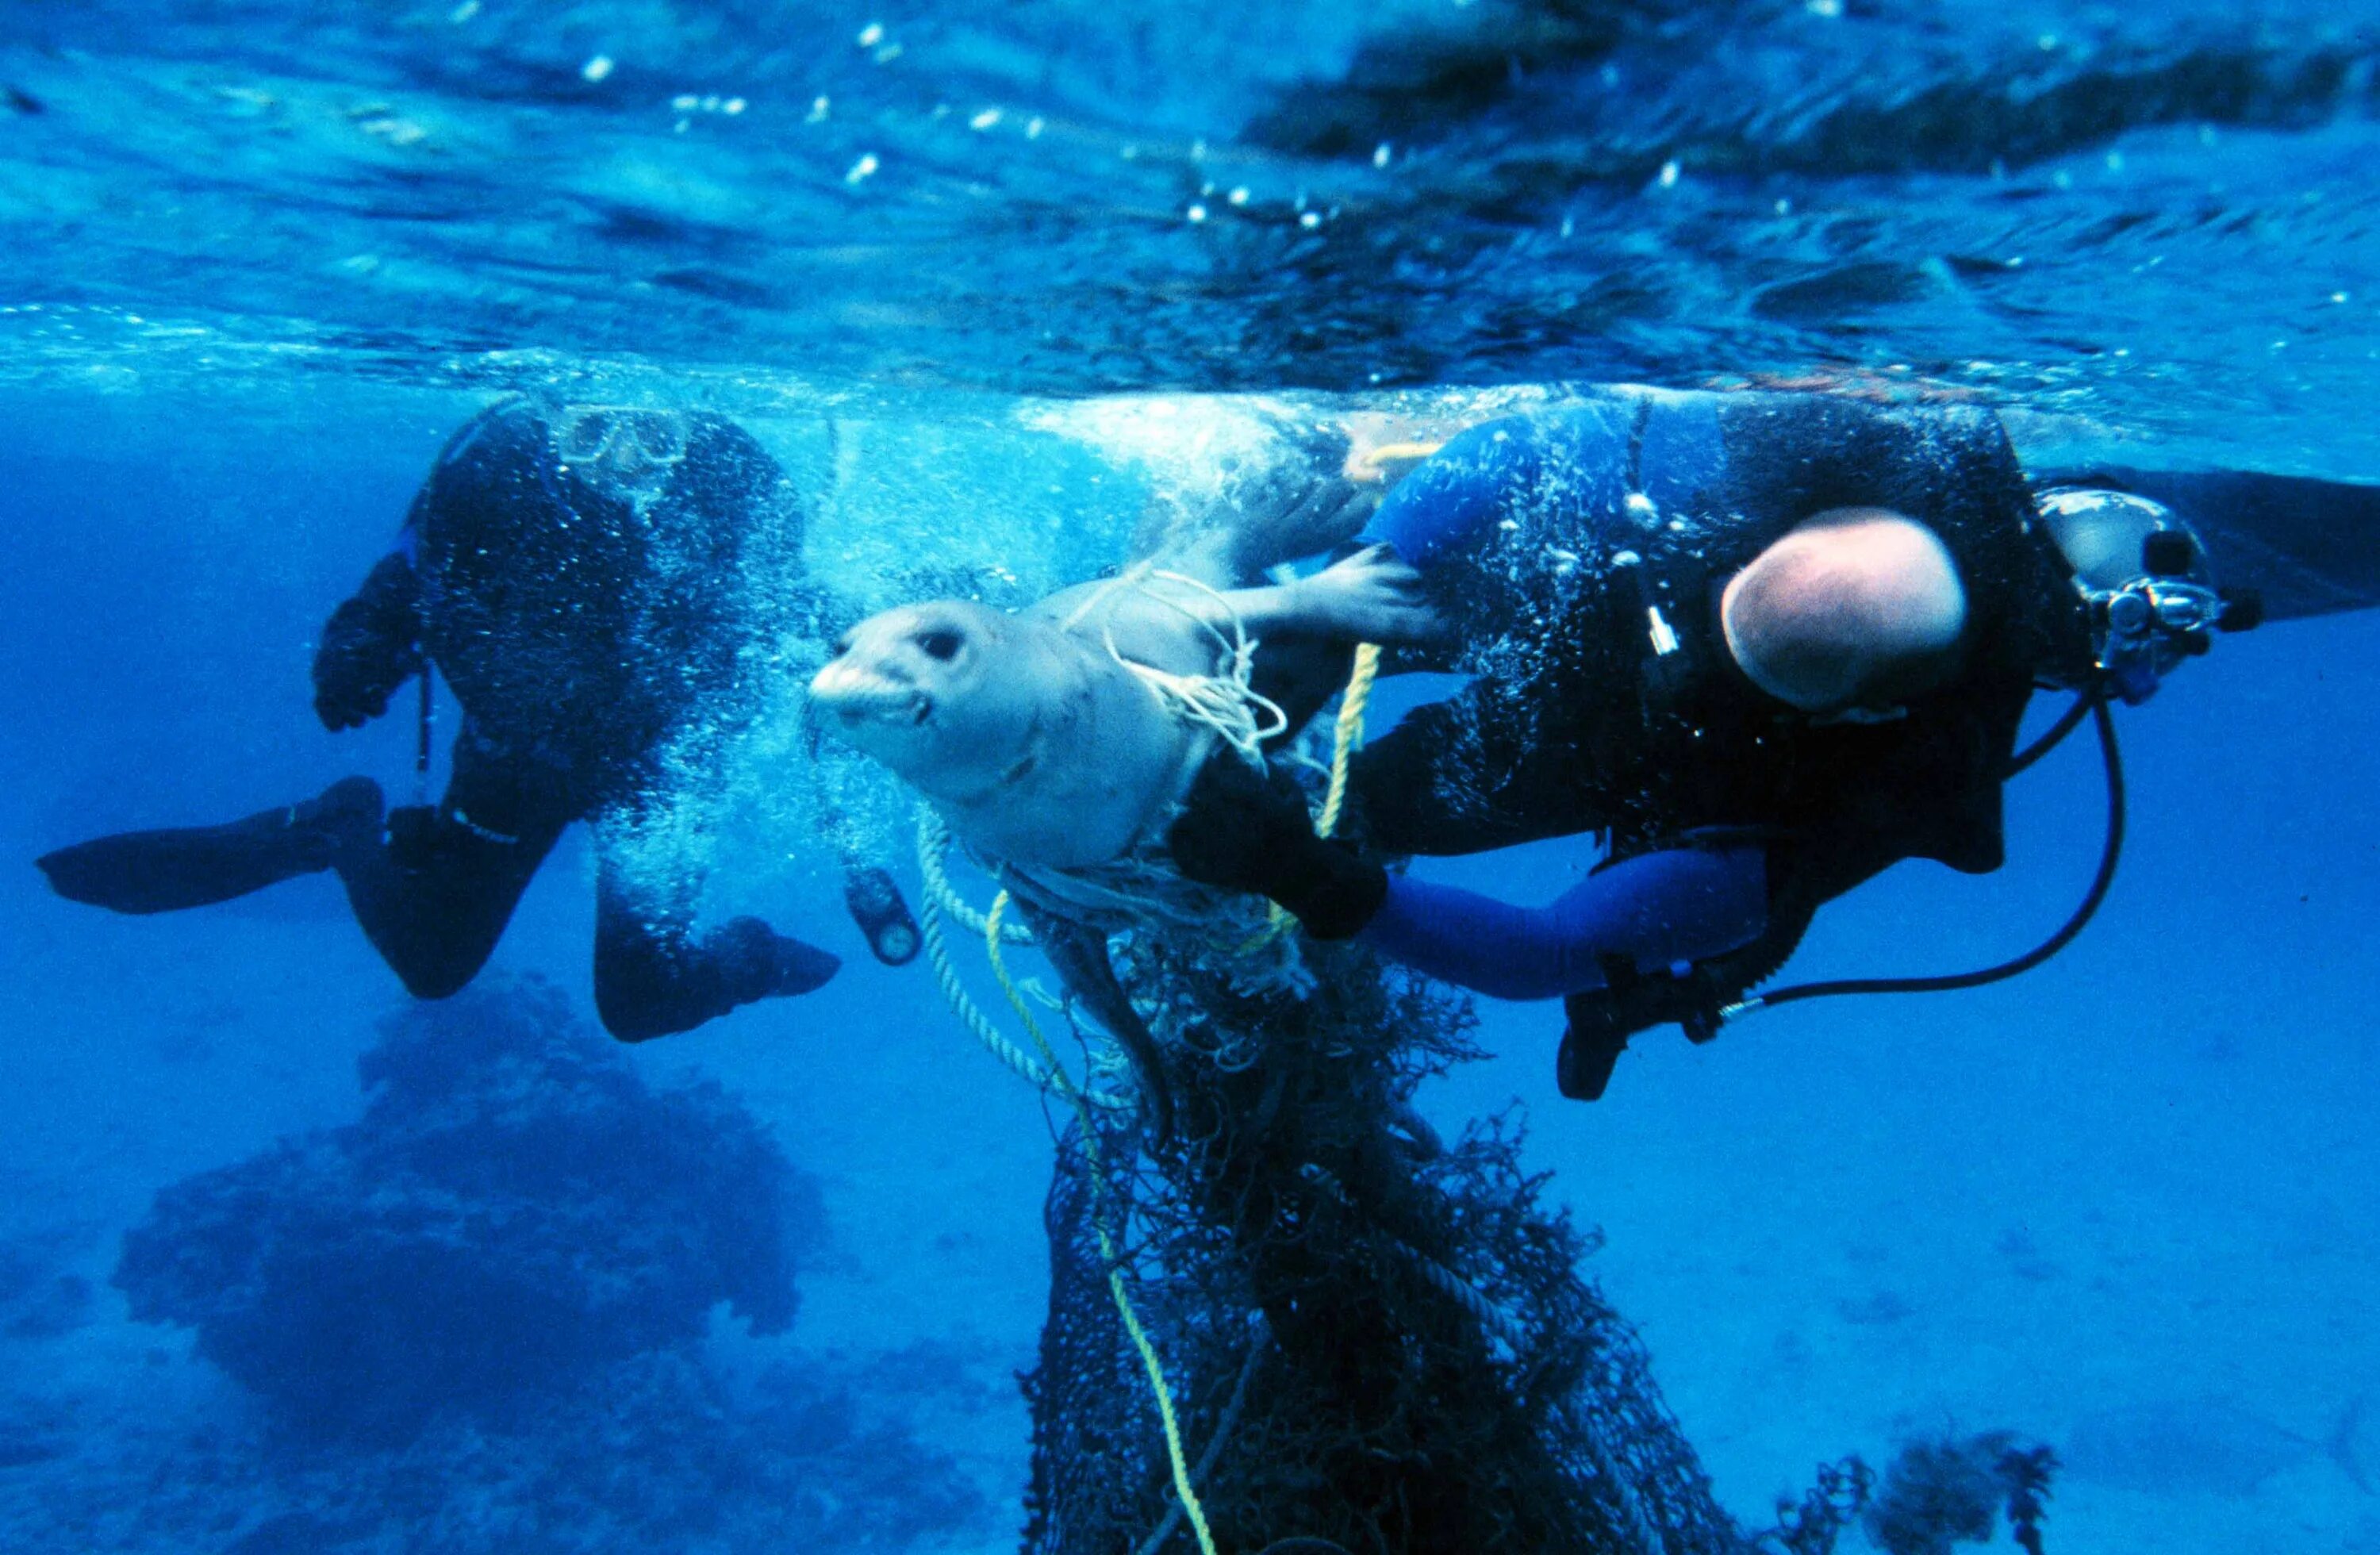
[827,632,853,659]
[919,629,962,662]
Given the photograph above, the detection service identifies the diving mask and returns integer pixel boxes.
[553,405,691,499]
[2038,486,2260,702]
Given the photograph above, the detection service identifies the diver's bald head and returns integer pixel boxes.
[1719,509,1967,714]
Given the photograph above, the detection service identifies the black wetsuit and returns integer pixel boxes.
[40,399,900,1041]
[1357,390,2091,873]
[1178,388,2098,1097]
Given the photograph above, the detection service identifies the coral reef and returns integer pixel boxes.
[115,977,816,1441]
[0,1346,992,1555]
[47,978,993,1553]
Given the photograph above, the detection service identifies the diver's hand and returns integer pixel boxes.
[313,612,417,730]
[1166,757,1311,894]
[1228,417,1380,562]
[1165,756,1387,939]
[312,553,424,731]
[1294,544,1442,646]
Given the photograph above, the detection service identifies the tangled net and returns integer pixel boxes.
[1018,922,1796,1555]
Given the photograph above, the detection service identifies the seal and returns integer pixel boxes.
[810,545,1435,1146]
[808,543,1437,870]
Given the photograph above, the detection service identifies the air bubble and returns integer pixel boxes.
[581,55,615,83]
[846,152,879,185]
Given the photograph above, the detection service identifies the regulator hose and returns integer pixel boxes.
[1725,686,2124,1019]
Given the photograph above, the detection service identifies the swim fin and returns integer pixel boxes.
[36,778,384,915]
[595,913,841,1044]
[1557,960,1729,1102]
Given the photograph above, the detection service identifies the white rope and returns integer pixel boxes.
[1296,1162,1526,1352]
[1003,854,1311,998]
[1100,568,1288,767]
[928,850,1036,943]
[916,808,1130,1112]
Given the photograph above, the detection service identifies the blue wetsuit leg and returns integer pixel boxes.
[1360,843,1768,1001]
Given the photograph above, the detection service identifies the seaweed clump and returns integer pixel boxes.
[1021,922,1828,1554]
[1864,1434,2059,1555]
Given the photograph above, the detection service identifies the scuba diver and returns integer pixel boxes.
[1167,386,2375,1099]
[35,397,923,1042]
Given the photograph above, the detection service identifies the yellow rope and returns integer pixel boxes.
[987,893,1219,1555]
[1316,641,1381,841]
[1345,440,1446,484]
[1250,639,1383,946]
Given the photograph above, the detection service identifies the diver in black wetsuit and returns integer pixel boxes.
[1170,386,2359,1098]
[36,397,921,1042]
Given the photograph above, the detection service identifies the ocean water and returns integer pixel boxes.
[5,3,2380,1553]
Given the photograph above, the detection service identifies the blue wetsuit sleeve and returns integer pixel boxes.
[1360,414,1547,569]
[1359,843,1769,1001]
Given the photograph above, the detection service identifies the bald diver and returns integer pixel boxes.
[1166,386,2369,1099]
[36,397,922,1042]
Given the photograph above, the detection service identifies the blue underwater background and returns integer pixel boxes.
[6,2,2380,1552]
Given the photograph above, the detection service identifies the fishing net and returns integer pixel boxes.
[1015,920,1797,1555]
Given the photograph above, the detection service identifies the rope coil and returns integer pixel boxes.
[916,809,1130,1112]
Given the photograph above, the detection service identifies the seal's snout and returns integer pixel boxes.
[808,656,923,723]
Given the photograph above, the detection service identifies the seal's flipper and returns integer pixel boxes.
[1012,897,1176,1147]
[1231,545,1441,648]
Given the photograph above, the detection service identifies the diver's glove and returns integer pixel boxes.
[313,552,424,731]
[1165,756,1387,940]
